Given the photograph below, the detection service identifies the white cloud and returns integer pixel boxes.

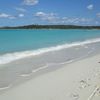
[0,13,25,19]
[23,0,39,5]
[18,14,25,17]
[0,13,10,18]
[35,12,46,17]
[34,12,92,24]
[35,12,59,22]
[0,13,16,19]
[15,7,26,12]
[87,4,93,10]
[59,17,92,24]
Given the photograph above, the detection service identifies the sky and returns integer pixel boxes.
[0,0,100,26]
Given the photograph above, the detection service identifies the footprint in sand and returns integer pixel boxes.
[79,79,91,89]
[95,87,100,97]
[70,93,79,100]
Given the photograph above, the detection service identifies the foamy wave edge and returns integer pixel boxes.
[0,38,100,65]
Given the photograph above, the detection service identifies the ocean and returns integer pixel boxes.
[0,29,100,91]
[0,29,100,64]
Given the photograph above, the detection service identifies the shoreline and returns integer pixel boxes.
[0,37,100,65]
[0,53,100,100]
[0,41,100,94]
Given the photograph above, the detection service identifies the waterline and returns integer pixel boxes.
[0,38,100,65]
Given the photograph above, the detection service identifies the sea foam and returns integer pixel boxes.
[0,38,100,65]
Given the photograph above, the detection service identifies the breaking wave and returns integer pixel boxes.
[0,38,100,65]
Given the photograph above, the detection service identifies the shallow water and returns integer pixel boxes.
[0,29,100,64]
[0,41,100,93]
[0,29,100,93]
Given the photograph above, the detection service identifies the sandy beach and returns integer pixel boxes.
[0,54,100,100]
[0,0,100,99]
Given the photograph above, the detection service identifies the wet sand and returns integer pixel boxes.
[0,53,100,100]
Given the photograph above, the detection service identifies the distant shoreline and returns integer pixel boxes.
[0,25,100,29]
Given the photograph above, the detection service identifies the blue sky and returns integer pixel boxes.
[0,0,100,26]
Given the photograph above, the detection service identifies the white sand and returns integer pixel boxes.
[0,54,100,100]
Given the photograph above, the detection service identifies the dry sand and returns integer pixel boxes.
[0,54,100,100]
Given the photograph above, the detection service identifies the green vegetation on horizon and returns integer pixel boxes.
[0,25,100,29]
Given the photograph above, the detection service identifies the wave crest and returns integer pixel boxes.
[0,38,100,65]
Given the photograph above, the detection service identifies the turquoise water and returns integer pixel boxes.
[0,29,100,64]
[1,29,100,90]
[0,29,100,54]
